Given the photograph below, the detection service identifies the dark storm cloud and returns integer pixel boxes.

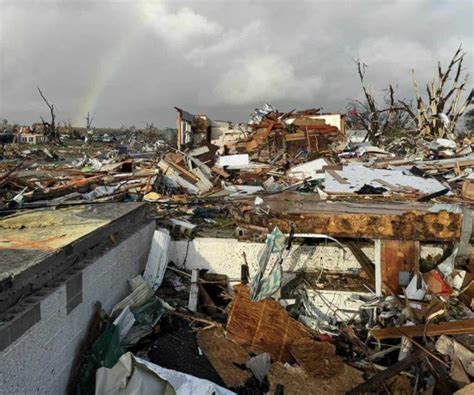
[0,0,472,127]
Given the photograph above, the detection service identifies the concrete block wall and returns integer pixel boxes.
[0,221,155,395]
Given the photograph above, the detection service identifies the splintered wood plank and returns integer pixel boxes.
[377,239,420,293]
[226,285,312,363]
[211,165,230,178]
[370,319,474,340]
[346,349,427,394]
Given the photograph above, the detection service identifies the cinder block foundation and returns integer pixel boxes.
[0,221,155,394]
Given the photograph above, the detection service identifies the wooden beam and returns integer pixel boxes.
[326,169,349,184]
[371,319,474,340]
[345,241,375,283]
[266,210,462,242]
[347,348,427,394]
[229,195,468,242]
[211,165,230,179]
[188,269,199,312]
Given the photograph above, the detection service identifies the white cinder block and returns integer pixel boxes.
[0,222,155,395]
[0,341,25,394]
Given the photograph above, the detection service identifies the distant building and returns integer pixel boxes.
[17,133,49,144]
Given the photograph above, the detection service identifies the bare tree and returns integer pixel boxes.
[401,45,473,140]
[346,60,413,145]
[37,86,60,142]
[85,112,94,130]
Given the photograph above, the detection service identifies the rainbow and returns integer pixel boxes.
[73,1,160,127]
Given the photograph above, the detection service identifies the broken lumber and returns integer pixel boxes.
[347,348,427,394]
[188,269,199,312]
[345,241,375,283]
[371,319,474,340]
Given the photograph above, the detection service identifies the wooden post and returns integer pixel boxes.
[188,269,199,312]
[375,239,420,295]
[305,126,311,153]
[176,110,182,150]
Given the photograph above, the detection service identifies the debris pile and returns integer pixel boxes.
[1,103,473,214]
[1,102,473,394]
[67,223,473,394]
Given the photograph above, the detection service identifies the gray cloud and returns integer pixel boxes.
[0,0,472,128]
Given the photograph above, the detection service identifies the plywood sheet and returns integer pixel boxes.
[226,284,312,363]
[380,239,419,293]
[196,326,251,388]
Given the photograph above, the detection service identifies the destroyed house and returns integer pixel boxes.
[175,106,345,156]
[175,107,251,151]
[236,111,346,159]
[175,107,211,150]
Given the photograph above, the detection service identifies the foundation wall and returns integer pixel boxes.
[0,222,155,395]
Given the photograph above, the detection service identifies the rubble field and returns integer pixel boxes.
[1,103,473,395]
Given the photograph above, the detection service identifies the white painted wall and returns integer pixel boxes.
[169,238,368,281]
[0,222,155,395]
[169,238,444,282]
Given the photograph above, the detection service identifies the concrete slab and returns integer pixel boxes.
[0,202,149,312]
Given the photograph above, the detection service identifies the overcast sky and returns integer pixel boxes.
[0,0,472,128]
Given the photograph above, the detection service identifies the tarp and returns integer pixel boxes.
[95,352,235,395]
[250,227,285,301]
[76,323,123,395]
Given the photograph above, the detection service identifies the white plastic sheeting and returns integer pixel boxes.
[325,165,447,194]
[95,352,235,395]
